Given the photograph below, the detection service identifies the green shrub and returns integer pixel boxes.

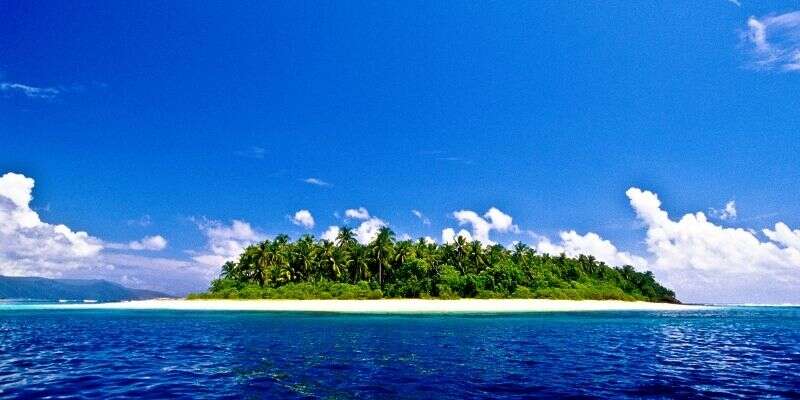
[436,284,459,299]
[511,287,534,298]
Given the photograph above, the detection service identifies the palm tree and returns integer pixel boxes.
[393,241,414,267]
[320,240,347,280]
[586,255,598,275]
[486,244,507,266]
[349,245,370,283]
[414,238,438,267]
[370,227,395,288]
[467,240,488,274]
[273,234,290,246]
[219,261,240,280]
[512,242,529,263]
[291,235,317,281]
[258,239,289,286]
[335,226,356,248]
[452,236,469,274]
[240,244,265,286]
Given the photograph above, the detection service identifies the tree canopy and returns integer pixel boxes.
[190,227,678,303]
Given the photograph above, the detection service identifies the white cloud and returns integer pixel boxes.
[728,0,741,7]
[710,200,737,221]
[722,200,737,220]
[535,231,648,268]
[743,12,800,71]
[191,219,266,267]
[321,226,340,242]
[445,207,517,244]
[0,172,103,277]
[412,209,431,225]
[107,235,169,251]
[345,207,370,220]
[10,169,800,303]
[127,235,168,251]
[0,82,60,99]
[0,171,252,295]
[763,222,800,251]
[291,209,315,229]
[522,188,800,303]
[442,228,473,244]
[423,236,436,244]
[93,253,210,295]
[324,208,387,244]
[355,217,386,244]
[626,187,800,303]
[303,177,331,187]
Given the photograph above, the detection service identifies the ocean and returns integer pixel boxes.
[1,304,798,399]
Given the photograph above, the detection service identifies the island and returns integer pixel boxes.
[0,276,170,302]
[188,227,678,304]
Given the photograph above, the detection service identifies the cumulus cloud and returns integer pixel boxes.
[100,219,270,294]
[0,82,60,99]
[441,228,473,244]
[710,200,737,221]
[291,209,315,229]
[89,253,210,296]
[9,169,800,303]
[626,187,800,303]
[535,231,648,268]
[127,235,168,251]
[190,219,266,267]
[523,188,800,302]
[0,172,103,277]
[354,217,386,244]
[107,235,168,251]
[0,171,257,295]
[345,207,370,220]
[443,207,517,244]
[412,209,431,225]
[321,226,340,242]
[743,11,800,71]
[303,177,331,187]
[763,222,800,251]
[321,211,387,244]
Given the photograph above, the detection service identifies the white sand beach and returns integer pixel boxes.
[47,299,708,313]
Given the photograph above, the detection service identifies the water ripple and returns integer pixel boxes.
[0,308,799,399]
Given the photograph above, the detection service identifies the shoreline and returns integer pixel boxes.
[32,299,709,313]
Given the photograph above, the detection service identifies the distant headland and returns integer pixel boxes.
[0,276,170,302]
[189,227,678,303]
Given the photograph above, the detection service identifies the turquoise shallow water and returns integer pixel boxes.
[1,304,799,399]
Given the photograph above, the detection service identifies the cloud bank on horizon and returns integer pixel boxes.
[1,171,799,303]
[0,173,209,295]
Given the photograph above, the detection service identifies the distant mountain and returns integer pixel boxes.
[0,276,171,301]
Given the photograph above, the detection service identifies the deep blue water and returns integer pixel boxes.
[1,306,799,399]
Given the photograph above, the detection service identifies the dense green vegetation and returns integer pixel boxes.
[190,227,678,303]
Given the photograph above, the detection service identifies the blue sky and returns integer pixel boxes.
[2,1,800,302]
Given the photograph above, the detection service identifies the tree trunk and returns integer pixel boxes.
[378,260,383,289]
